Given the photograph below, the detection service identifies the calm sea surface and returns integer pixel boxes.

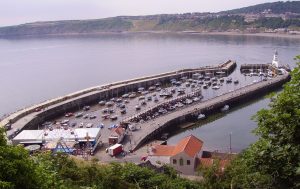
[0,33,299,151]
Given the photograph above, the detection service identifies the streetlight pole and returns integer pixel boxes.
[229,132,232,154]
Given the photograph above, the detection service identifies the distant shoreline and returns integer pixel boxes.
[1,31,300,39]
[129,31,300,39]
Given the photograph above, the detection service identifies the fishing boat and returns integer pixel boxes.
[212,86,220,90]
[221,105,230,112]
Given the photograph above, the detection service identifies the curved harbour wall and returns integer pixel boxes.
[1,60,236,138]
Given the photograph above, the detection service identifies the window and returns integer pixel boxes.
[179,158,184,166]
[187,160,191,165]
[173,159,177,164]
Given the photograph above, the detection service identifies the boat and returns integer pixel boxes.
[203,84,208,89]
[193,97,200,102]
[226,77,232,83]
[139,96,145,100]
[102,114,110,119]
[212,82,218,86]
[147,96,152,101]
[135,105,141,110]
[129,93,136,98]
[204,76,211,81]
[211,77,218,82]
[212,86,220,90]
[148,86,156,91]
[221,105,230,112]
[185,82,190,87]
[75,112,83,118]
[98,100,106,106]
[234,80,239,84]
[120,109,126,114]
[216,71,226,75]
[110,115,118,120]
[177,88,185,95]
[197,114,206,120]
[155,82,161,87]
[105,101,114,107]
[122,94,129,98]
[219,78,224,82]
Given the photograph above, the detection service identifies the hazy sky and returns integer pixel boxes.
[0,0,282,26]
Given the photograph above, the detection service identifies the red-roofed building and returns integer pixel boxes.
[148,135,203,175]
[108,126,125,145]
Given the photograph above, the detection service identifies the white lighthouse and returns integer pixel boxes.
[272,50,279,68]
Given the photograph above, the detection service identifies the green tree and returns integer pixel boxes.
[223,56,300,188]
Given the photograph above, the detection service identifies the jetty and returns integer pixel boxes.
[125,73,290,151]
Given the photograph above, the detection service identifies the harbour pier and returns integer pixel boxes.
[1,60,236,139]
[125,73,290,151]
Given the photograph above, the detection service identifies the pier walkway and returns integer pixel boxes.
[125,73,290,151]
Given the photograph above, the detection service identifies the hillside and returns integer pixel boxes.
[222,1,300,14]
[0,1,300,37]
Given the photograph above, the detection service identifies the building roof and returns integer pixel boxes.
[200,158,230,172]
[173,135,203,157]
[12,128,101,144]
[150,135,203,158]
[151,145,175,156]
[111,126,125,137]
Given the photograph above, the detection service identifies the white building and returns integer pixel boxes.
[148,135,203,175]
[12,128,101,146]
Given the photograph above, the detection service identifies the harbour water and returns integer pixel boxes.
[1,33,299,151]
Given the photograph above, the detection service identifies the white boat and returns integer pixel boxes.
[105,101,114,107]
[128,124,137,131]
[135,105,141,110]
[122,94,129,98]
[139,96,146,100]
[221,105,229,112]
[212,86,220,90]
[98,101,106,106]
[197,114,206,120]
[129,93,136,98]
[193,97,200,102]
